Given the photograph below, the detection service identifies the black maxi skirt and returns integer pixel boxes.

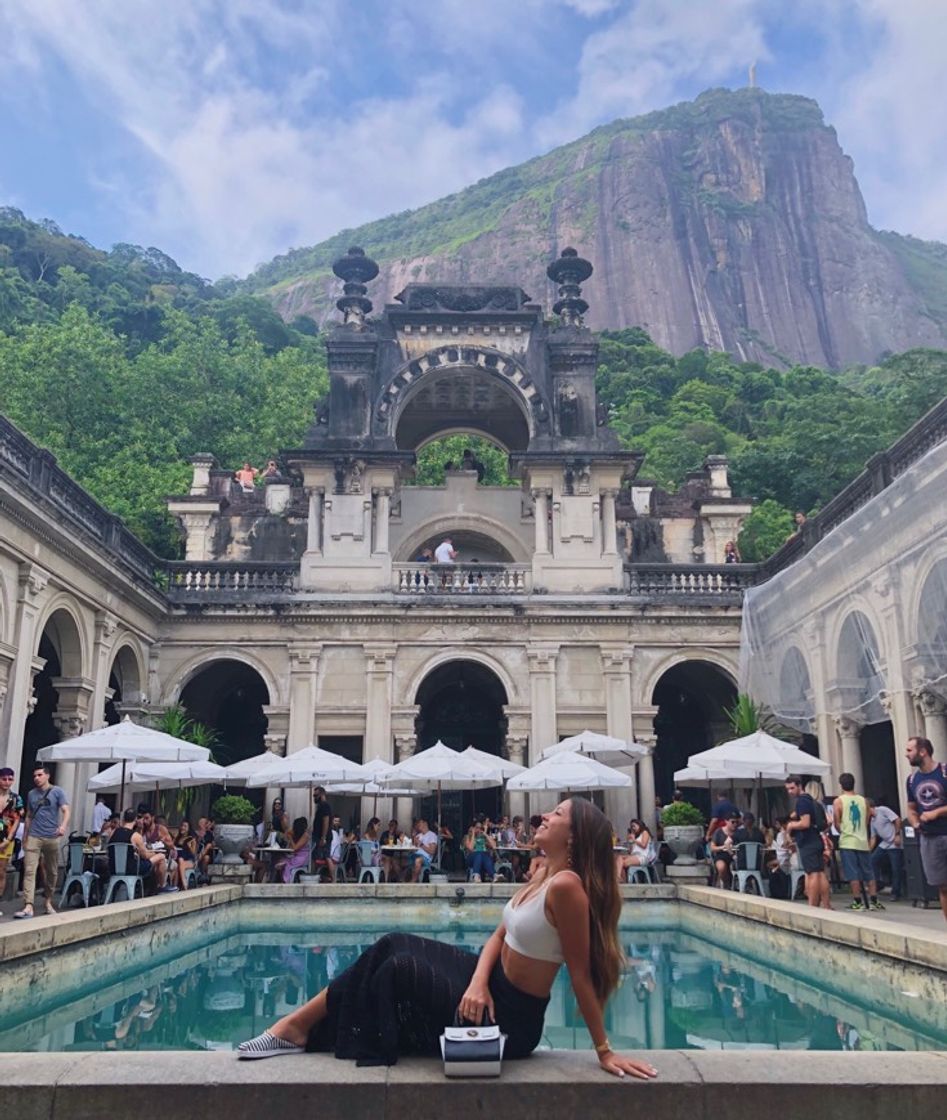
[307,932,550,1066]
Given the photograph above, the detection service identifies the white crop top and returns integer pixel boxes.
[502,881,564,964]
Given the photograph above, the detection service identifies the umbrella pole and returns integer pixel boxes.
[119,759,127,814]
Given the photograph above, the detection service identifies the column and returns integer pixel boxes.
[506,734,529,823]
[531,489,550,555]
[89,612,118,730]
[637,737,657,834]
[306,488,324,554]
[364,644,396,823]
[285,646,321,819]
[602,646,637,827]
[373,489,391,555]
[527,647,559,763]
[393,734,417,828]
[916,689,947,757]
[835,716,864,791]
[0,564,49,774]
[601,489,618,556]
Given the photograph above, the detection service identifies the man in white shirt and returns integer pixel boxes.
[91,796,111,835]
[869,800,903,900]
[433,537,457,564]
[411,818,439,882]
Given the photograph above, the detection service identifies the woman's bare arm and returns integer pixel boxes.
[548,872,657,1081]
[457,924,506,1024]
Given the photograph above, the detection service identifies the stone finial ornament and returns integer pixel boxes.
[333,246,379,327]
[546,246,593,327]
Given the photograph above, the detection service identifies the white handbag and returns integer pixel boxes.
[440,1017,507,1078]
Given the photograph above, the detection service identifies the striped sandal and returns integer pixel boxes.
[237,1031,305,1060]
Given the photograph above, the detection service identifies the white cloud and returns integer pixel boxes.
[537,0,768,148]
[0,0,943,279]
[822,0,947,240]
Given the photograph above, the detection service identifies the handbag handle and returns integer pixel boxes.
[453,1008,495,1027]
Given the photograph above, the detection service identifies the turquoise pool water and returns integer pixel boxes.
[2,925,944,1053]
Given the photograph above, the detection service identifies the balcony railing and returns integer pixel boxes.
[624,563,757,599]
[394,563,531,595]
[165,561,297,598]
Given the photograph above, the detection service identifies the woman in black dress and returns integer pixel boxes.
[238,797,657,1080]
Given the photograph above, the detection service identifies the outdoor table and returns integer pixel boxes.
[613,846,629,854]
[381,845,417,878]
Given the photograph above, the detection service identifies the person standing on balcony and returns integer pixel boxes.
[234,461,258,493]
[434,537,457,564]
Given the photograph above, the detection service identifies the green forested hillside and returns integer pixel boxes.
[0,207,945,561]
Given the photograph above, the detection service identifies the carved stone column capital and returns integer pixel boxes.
[52,713,86,739]
[834,715,863,738]
[505,735,528,767]
[18,563,50,603]
[395,734,416,761]
[915,688,947,717]
[263,733,287,756]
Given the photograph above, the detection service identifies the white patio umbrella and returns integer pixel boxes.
[685,730,832,819]
[88,759,229,794]
[460,745,526,780]
[325,758,424,817]
[673,764,786,788]
[221,752,284,784]
[507,750,632,793]
[685,731,831,779]
[541,729,648,765]
[245,744,370,789]
[38,715,211,809]
[376,740,502,825]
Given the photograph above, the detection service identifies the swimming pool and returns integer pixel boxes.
[2,901,945,1054]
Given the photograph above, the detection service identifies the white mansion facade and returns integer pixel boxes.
[0,247,944,832]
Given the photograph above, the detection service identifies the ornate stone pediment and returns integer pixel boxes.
[394,285,531,313]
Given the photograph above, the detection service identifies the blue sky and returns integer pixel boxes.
[1,1,944,279]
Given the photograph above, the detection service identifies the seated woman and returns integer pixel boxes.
[615,819,656,882]
[173,821,197,889]
[275,818,311,884]
[237,798,658,1081]
[464,820,496,882]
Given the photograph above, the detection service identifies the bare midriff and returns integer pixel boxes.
[500,940,561,998]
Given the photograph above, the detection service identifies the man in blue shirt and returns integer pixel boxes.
[905,736,947,924]
[784,774,831,909]
[14,764,70,919]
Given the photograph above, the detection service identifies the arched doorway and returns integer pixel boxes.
[651,660,737,814]
[105,644,143,726]
[178,660,270,768]
[22,608,85,795]
[414,660,508,835]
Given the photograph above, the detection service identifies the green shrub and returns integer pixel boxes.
[211,794,256,825]
[661,801,704,827]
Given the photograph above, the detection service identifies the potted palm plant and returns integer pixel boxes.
[661,801,704,865]
[212,794,256,863]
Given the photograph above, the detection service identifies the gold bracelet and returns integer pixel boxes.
[595,1040,612,1055]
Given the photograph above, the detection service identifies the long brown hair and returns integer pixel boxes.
[566,796,624,1002]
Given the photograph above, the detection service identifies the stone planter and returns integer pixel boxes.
[215,823,254,864]
[662,824,704,865]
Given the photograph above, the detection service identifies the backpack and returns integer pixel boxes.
[810,798,828,832]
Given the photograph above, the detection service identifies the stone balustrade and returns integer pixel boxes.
[394,563,531,594]
[625,563,756,600]
[165,561,297,598]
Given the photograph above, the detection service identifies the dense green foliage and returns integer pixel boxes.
[876,231,947,334]
[0,209,326,553]
[2,208,947,564]
[594,329,947,559]
[413,436,514,487]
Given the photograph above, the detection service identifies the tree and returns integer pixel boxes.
[737,500,794,562]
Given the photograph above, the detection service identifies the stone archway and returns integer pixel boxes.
[105,641,145,726]
[413,659,509,836]
[179,659,270,768]
[382,347,540,452]
[22,606,88,790]
[650,659,737,812]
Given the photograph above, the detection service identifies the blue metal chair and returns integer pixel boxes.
[60,841,101,908]
[732,842,767,895]
[104,843,146,903]
[357,840,383,883]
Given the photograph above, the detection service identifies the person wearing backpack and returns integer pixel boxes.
[905,736,947,925]
[834,773,883,911]
[785,775,831,909]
